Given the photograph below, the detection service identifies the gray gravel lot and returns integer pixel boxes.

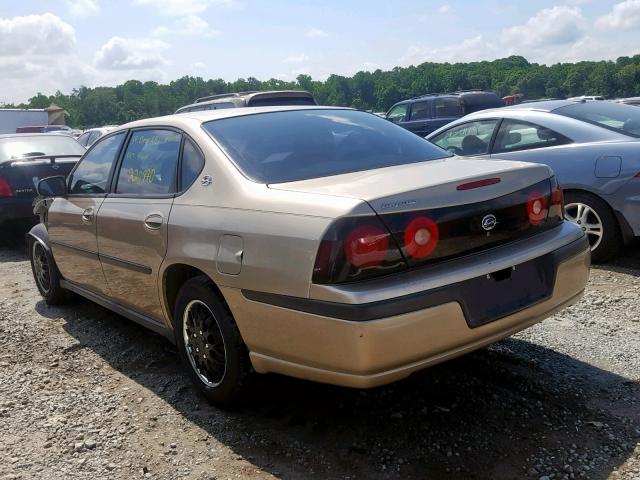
[0,233,638,479]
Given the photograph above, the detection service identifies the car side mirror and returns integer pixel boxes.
[37,176,67,197]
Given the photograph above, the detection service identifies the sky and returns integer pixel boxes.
[1,0,640,103]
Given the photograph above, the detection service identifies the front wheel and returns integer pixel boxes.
[29,238,69,305]
[563,191,622,263]
[173,276,251,407]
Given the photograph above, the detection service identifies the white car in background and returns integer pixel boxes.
[76,126,118,148]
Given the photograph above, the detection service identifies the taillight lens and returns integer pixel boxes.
[0,176,13,197]
[527,191,548,225]
[403,216,439,259]
[343,225,390,268]
[312,216,406,284]
[549,176,564,221]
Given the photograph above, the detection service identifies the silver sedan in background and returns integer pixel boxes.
[427,100,640,261]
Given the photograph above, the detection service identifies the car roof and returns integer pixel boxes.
[496,99,584,113]
[120,105,354,130]
[0,133,75,140]
[194,90,313,104]
[392,93,459,106]
[175,90,316,113]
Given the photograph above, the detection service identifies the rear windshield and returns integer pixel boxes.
[554,101,640,137]
[203,109,449,183]
[0,135,85,162]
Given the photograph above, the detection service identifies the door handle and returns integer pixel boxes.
[81,208,94,223]
[144,213,164,230]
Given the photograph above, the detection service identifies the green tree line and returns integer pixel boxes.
[4,55,640,128]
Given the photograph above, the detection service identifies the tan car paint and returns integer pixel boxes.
[225,246,589,388]
[97,196,173,322]
[41,106,591,390]
[48,196,110,296]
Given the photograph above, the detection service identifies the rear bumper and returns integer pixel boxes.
[223,233,591,388]
[0,196,36,224]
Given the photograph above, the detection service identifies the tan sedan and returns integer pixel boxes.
[29,106,590,406]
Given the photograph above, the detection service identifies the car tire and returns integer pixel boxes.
[29,238,69,305]
[563,191,622,263]
[173,276,251,407]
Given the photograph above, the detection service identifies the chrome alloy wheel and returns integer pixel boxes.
[564,202,603,251]
[182,300,227,388]
[32,241,51,294]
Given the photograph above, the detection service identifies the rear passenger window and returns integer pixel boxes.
[493,120,572,153]
[430,119,500,156]
[434,98,463,118]
[181,138,205,190]
[116,129,181,195]
[409,102,429,120]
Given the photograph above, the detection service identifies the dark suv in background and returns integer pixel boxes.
[385,90,503,136]
[175,90,317,114]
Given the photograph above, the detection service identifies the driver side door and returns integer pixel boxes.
[47,132,126,296]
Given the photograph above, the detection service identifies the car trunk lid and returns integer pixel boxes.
[269,157,552,212]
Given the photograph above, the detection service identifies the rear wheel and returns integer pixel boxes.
[563,191,622,263]
[173,276,250,407]
[29,238,69,305]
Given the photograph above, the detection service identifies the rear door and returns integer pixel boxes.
[48,132,126,295]
[96,128,182,322]
[402,101,430,136]
[427,97,465,134]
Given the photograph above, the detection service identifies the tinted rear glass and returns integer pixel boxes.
[0,135,85,162]
[554,101,640,137]
[203,109,449,183]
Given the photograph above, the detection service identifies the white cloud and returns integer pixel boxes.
[283,53,310,63]
[191,61,206,70]
[66,0,100,17]
[306,28,327,38]
[596,0,640,30]
[94,36,170,70]
[0,14,96,104]
[502,6,586,48]
[132,0,233,16]
[438,4,452,13]
[400,35,496,64]
[153,15,219,36]
[0,13,76,56]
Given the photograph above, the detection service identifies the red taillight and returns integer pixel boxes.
[403,216,439,259]
[0,176,13,197]
[343,225,390,268]
[527,191,548,225]
[312,217,406,284]
[456,177,501,191]
[549,178,564,220]
[635,172,640,177]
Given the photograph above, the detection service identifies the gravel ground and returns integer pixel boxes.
[0,232,638,480]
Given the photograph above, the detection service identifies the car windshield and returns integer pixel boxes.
[203,109,450,183]
[0,135,85,162]
[554,101,640,137]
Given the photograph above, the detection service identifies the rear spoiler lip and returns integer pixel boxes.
[2,154,83,167]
